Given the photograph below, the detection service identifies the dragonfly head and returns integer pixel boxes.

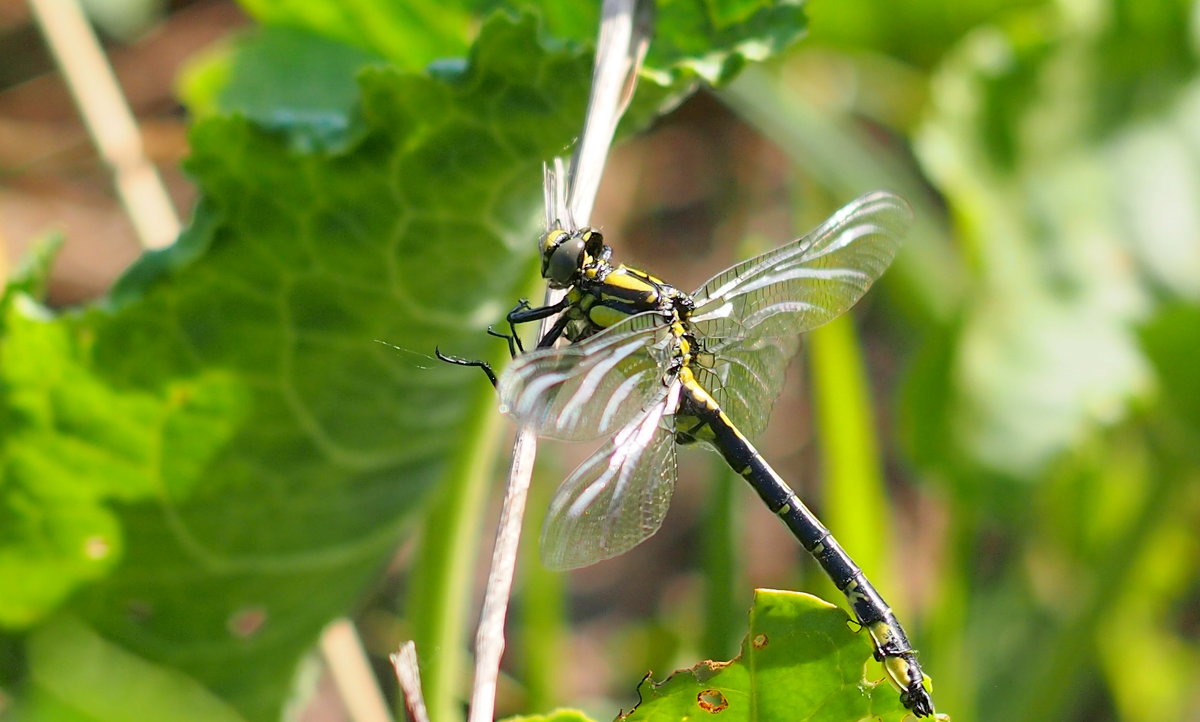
[540,227,607,288]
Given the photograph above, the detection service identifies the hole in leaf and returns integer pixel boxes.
[125,599,153,623]
[697,689,729,713]
[227,606,268,638]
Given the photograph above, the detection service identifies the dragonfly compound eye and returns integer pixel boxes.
[582,228,605,252]
[544,234,586,287]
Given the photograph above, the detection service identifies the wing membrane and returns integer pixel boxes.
[691,333,799,440]
[497,312,674,441]
[687,191,911,437]
[540,382,680,570]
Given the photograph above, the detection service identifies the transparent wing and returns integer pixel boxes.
[691,191,911,335]
[688,191,912,437]
[540,382,680,570]
[691,333,800,440]
[496,312,675,441]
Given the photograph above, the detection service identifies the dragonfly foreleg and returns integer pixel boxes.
[434,346,498,387]
[507,296,572,348]
[487,326,521,358]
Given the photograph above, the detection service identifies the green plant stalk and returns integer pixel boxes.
[1096,480,1196,719]
[809,314,894,599]
[701,465,741,659]
[518,467,567,712]
[407,382,509,722]
[923,502,974,718]
[1091,420,1200,719]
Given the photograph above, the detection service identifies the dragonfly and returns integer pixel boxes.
[445,190,934,716]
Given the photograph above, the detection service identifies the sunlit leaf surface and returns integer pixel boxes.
[622,590,928,721]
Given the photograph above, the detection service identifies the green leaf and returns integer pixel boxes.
[20,616,248,722]
[235,0,809,89]
[186,1,808,154]
[621,590,923,722]
[639,0,808,87]
[4,14,589,719]
[185,26,386,152]
[238,0,478,69]
[4,234,64,302]
[0,295,164,627]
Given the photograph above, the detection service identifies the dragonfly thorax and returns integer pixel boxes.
[561,264,693,344]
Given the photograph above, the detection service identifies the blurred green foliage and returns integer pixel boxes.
[721,0,1200,720]
[2,0,1198,721]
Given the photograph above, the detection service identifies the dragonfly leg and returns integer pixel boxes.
[487,326,521,358]
[535,313,572,348]
[434,346,498,387]
[507,296,572,348]
[437,295,573,385]
[501,300,533,353]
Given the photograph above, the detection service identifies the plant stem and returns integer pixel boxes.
[810,313,893,596]
[407,390,506,722]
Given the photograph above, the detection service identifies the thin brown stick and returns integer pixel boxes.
[391,641,431,722]
[27,0,180,249]
[466,3,650,721]
[466,158,569,722]
[466,423,541,722]
[320,619,394,722]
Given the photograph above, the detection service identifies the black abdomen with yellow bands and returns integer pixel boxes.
[675,378,933,717]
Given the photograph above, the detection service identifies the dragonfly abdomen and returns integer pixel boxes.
[677,380,934,717]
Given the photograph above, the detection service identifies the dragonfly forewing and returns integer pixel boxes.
[497,311,674,441]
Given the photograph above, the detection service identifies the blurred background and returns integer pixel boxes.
[2,0,1198,721]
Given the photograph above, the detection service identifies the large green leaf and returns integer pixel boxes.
[0,2,809,721]
[6,15,588,717]
[187,1,810,147]
[621,590,924,721]
[17,616,248,722]
[237,0,808,86]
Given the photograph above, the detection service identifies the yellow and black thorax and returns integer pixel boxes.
[540,226,693,343]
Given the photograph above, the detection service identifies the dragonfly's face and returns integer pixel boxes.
[541,227,605,288]
[540,228,585,287]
